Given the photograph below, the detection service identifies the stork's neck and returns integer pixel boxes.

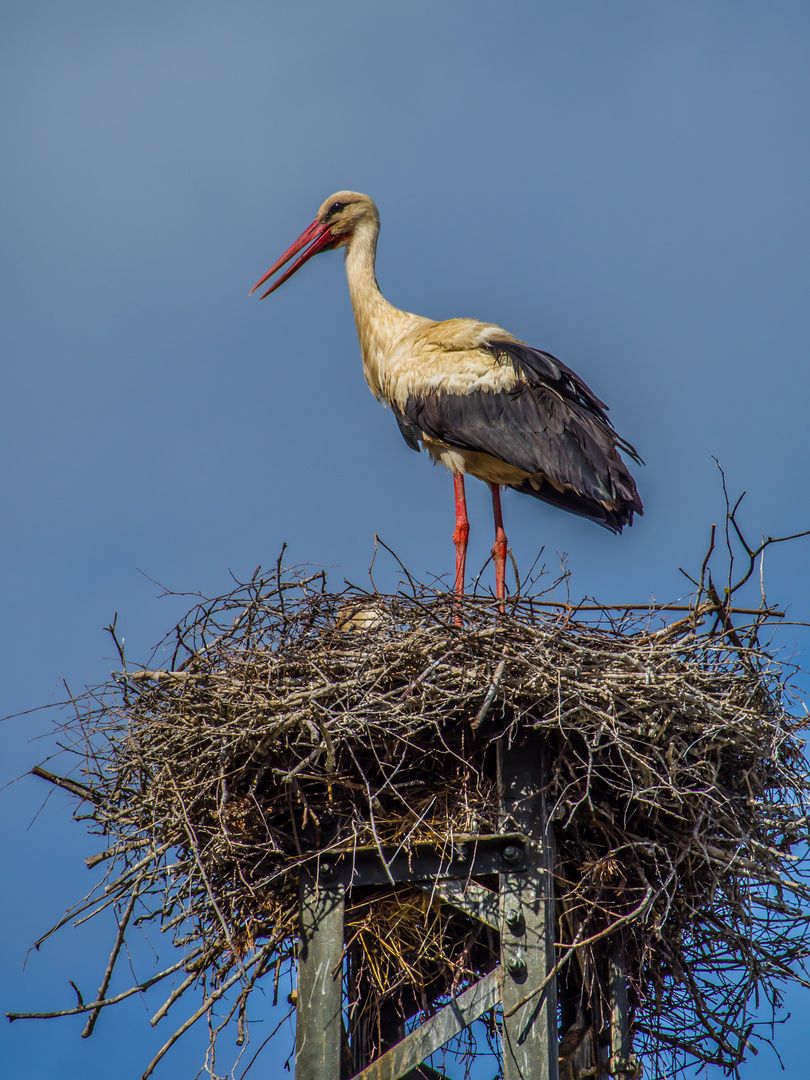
[344,220,418,400]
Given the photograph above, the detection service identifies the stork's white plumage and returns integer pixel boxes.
[251,191,642,602]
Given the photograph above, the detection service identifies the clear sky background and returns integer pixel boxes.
[2,2,810,1077]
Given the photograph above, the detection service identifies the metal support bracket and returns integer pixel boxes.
[414,877,499,930]
[350,969,501,1080]
[309,832,527,890]
[293,733,566,1080]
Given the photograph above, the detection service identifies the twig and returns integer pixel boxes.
[7,949,205,1021]
[471,659,506,734]
[31,766,101,805]
[81,882,142,1037]
[140,947,273,1080]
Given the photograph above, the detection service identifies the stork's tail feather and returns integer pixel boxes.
[509,477,643,533]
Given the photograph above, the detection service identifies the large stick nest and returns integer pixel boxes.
[15,530,810,1080]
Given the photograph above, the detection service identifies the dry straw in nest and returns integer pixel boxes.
[11,519,810,1080]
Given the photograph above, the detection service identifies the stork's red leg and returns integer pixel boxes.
[453,473,469,599]
[489,482,508,604]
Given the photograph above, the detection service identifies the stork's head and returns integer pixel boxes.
[250,191,378,299]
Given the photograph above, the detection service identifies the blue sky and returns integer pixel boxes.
[2,2,810,1077]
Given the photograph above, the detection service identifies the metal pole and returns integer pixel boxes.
[609,946,636,1080]
[498,731,559,1080]
[296,879,345,1080]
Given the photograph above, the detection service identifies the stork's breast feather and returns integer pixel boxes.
[382,322,521,413]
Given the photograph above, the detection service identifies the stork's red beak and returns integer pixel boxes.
[250,219,337,299]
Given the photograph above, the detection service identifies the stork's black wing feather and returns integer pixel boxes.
[484,341,643,464]
[392,408,422,452]
[397,340,643,532]
[485,340,611,417]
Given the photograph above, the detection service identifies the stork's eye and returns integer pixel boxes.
[328,201,345,217]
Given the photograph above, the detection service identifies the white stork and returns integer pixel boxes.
[251,191,642,601]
